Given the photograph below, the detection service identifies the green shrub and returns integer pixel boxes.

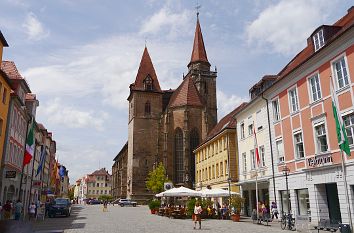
[148,199,161,210]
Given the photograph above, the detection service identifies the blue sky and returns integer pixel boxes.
[0,0,352,182]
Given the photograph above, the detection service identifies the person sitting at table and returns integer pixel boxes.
[207,205,213,218]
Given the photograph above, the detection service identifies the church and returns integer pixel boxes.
[113,14,218,200]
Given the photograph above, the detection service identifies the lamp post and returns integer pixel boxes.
[282,166,290,215]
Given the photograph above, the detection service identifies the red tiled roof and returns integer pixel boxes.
[277,7,354,79]
[130,47,161,92]
[168,76,204,108]
[90,168,110,176]
[189,16,209,65]
[202,102,247,144]
[1,61,23,80]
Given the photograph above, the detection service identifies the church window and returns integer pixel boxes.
[190,128,199,183]
[175,128,184,183]
[144,75,153,91]
[145,101,151,115]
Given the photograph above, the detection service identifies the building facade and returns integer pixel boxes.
[262,7,354,226]
[123,14,218,200]
[194,103,246,195]
[112,142,127,199]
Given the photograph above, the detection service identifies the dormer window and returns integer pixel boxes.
[313,29,325,52]
[144,75,153,91]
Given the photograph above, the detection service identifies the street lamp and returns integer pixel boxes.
[282,166,290,215]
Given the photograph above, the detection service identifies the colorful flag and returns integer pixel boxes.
[36,145,46,177]
[23,119,34,166]
[59,165,66,177]
[253,123,260,166]
[330,78,351,156]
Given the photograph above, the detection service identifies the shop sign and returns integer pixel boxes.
[33,181,42,188]
[5,171,16,178]
[307,154,333,167]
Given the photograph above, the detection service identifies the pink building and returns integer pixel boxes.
[264,7,354,226]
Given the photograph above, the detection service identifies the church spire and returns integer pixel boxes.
[131,46,161,92]
[189,15,209,67]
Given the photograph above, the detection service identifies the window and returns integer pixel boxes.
[280,190,291,215]
[105,190,107,194]
[144,75,153,90]
[343,113,354,146]
[315,123,328,153]
[216,164,219,177]
[242,153,247,173]
[296,189,310,216]
[294,132,305,158]
[256,110,263,130]
[96,183,99,187]
[313,29,325,51]
[100,190,103,194]
[220,162,223,176]
[309,74,322,102]
[208,166,211,180]
[250,149,255,170]
[212,165,215,179]
[289,88,299,113]
[276,140,284,163]
[333,56,349,89]
[2,88,6,104]
[174,128,184,183]
[259,146,265,167]
[145,101,151,115]
[248,123,253,136]
[240,123,245,139]
[272,99,280,121]
[0,118,3,136]
[225,160,228,175]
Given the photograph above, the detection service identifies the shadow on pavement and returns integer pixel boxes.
[32,204,86,232]
[0,220,35,233]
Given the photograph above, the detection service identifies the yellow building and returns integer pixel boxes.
[86,168,112,199]
[194,103,246,193]
[0,31,11,166]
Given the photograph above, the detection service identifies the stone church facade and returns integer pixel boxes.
[115,16,218,200]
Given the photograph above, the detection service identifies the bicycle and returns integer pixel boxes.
[280,213,296,230]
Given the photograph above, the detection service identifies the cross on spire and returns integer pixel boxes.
[195,1,201,17]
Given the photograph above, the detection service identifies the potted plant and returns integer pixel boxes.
[148,199,160,214]
[230,195,245,222]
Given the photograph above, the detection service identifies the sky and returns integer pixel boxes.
[0,0,352,183]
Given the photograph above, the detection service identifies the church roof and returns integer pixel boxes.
[189,16,209,65]
[131,47,161,92]
[202,102,247,145]
[168,76,203,108]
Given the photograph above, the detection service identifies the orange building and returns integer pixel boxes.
[263,7,354,226]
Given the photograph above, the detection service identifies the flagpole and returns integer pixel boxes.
[19,117,31,202]
[340,150,353,230]
[27,142,39,220]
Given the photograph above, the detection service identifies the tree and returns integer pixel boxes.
[146,163,169,193]
[68,188,74,200]
[98,195,113,202]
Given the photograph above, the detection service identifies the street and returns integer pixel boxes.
[31,204,298,233]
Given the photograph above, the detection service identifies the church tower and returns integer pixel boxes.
[127,47,163,199]
[187,14,217,133]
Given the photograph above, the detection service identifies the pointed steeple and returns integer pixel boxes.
[189,15,209,66]
[131,46,161,92]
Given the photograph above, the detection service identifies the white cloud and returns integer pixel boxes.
[22,12,49,40]
[140,6,193,38]
[217,90,248,118]
[38,98,108,131]
[246,0,336,55]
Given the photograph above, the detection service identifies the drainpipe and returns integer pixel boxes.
[261,93,277,203]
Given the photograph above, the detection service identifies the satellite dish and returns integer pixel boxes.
[164,182,173,190]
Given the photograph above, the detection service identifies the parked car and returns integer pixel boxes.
[48,198,72,218]
[89,199,102,205]
[118,199,137,207]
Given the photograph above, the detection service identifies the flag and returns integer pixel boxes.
[330,78,351,156]
[23,119,35,166]
[59,165,66,177]
[36,145,46,177]
[253,123,261,166]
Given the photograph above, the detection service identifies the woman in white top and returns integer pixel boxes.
[28,202,36,220]
[194,202,203,229]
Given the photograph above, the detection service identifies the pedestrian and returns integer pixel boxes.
[271,201,278,220]
[14,199,23,220]
[45,199,50,217]
[103,201,108,212]
[28,202,36,221]
[193,202,202,230]
[35,199,41,219]
[3,200,12,220]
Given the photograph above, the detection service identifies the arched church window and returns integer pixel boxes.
[174,128,184,183]
[144,75,153,91]
[145,101,151,115]
[190,128,200,183]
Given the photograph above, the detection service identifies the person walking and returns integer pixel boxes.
[3,201,12,220]
[103,201,108,212]
[14,200,23,220]
[28,202,36,221]
[271,201,278,220]
[193,202,202,230]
